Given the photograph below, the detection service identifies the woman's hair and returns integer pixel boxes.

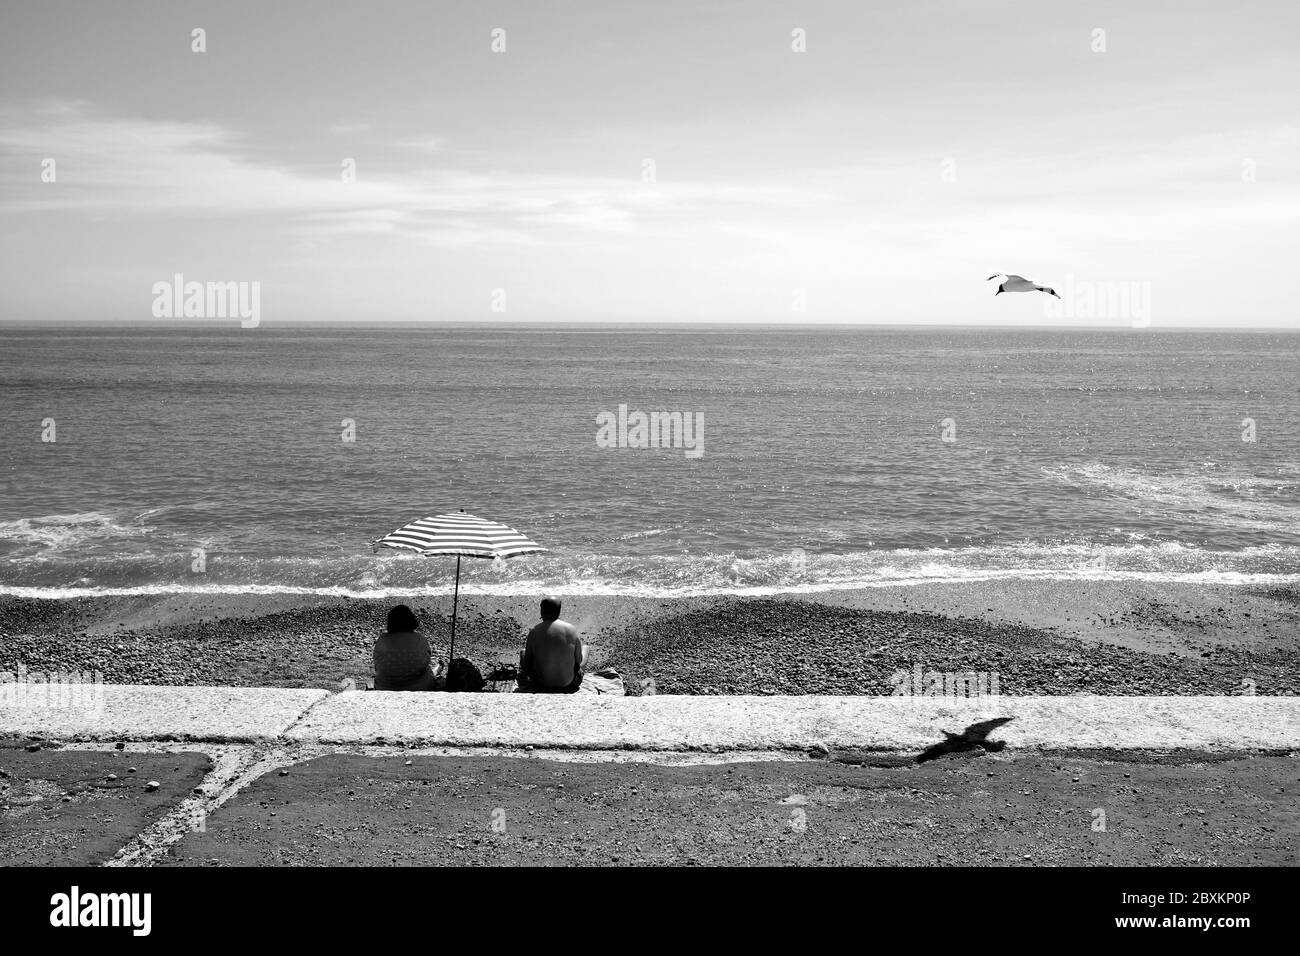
[387,604,419,633]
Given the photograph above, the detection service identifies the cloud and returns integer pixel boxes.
[3,99,1297,324]
[394,135,443,153]
[0,102,831,249]
[328,122,372,136]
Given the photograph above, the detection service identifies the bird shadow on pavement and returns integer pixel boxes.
[915,717,1015,764]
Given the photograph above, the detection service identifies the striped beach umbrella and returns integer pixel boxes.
[375,511,547,664]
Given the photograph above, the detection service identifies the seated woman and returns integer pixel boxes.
[373,604,440,691]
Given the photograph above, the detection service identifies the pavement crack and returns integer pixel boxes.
[278,688,348,740]
[104,743,315,867]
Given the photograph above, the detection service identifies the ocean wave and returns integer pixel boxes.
[0,512,155,551]
[3,569,1299,601]
[1041,462,1300,532]
[3,543,1298,599]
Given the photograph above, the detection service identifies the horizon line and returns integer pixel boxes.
[0,319,1295,333]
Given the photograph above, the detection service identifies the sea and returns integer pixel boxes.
[2,325,1297,598]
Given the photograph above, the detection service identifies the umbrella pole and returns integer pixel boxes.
[448,555,461,665]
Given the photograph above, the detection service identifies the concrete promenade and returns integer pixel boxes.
[3,684,1297,867]
[2,683,1297,751]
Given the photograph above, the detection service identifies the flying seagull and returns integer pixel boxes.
[916,716,1015,763]
[987,273,1060,298]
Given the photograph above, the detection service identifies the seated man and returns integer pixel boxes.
[373,604,440,691]
[520,596,586,693]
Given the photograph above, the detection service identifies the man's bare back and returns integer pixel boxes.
[522,597,585,691]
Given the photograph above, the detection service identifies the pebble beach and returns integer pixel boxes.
[4,579,1297,696]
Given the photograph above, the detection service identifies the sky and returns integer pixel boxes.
[1,0,1297,326]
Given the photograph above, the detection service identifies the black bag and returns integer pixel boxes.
[445,657,486,692]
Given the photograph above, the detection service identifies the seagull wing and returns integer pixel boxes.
[963,716,1014,742]
[916,741,951,763]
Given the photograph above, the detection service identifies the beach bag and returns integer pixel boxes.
[445,657,485,692]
